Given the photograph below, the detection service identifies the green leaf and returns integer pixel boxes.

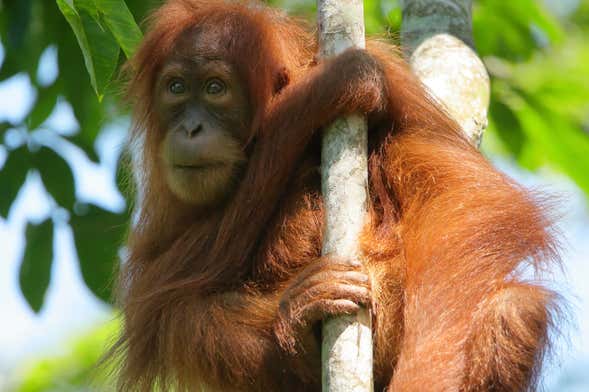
[0,1,54,80]
[0,147,30,218]
[488,99,526,157]
[96,0,143,58]
[4,0,33,50]
[19,219,54,313]
[26,82,60,130]
[71,204,128,302]
[33,147,76,210]
[56,0,120,98]
[57,40,104,162]
[68,133,101,162]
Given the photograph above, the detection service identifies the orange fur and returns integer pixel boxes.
[112,1,560,391]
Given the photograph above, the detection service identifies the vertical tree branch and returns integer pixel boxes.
[401,0,490,146]
[318,1,373,391]
[318,1,488,390]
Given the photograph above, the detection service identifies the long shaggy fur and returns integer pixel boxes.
[111,1,561,391]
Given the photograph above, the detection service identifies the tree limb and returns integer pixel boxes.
[318,0,373,391]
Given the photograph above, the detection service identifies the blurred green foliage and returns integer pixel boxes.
[0,0,158,309]
[0,4,588,387]
[14,319,119,391]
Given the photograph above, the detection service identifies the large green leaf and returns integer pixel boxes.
[33,147,76,211]
[70,203,128,302]
[0,147,30,218]
[56,0,120,99]
[19,219,54,313]
[57,37,103,163]
[96,0,143,58]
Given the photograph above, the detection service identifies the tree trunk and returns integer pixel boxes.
[401,0,490,146]
[318,1,373,391]
[318,0,488,390]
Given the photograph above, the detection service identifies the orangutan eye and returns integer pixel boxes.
[169,79,186,95]
[205,78,226,95]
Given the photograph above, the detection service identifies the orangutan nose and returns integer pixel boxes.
[185,123,203,138]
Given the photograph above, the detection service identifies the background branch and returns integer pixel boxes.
[401,0,490,146]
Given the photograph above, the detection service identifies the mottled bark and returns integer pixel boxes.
[317,0,488,390]
[318,1,373,391]
[401,0,490,146]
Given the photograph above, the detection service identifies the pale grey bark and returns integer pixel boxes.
[401,0,490,146]
[318,1,373,391]
[317,1,487,390]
